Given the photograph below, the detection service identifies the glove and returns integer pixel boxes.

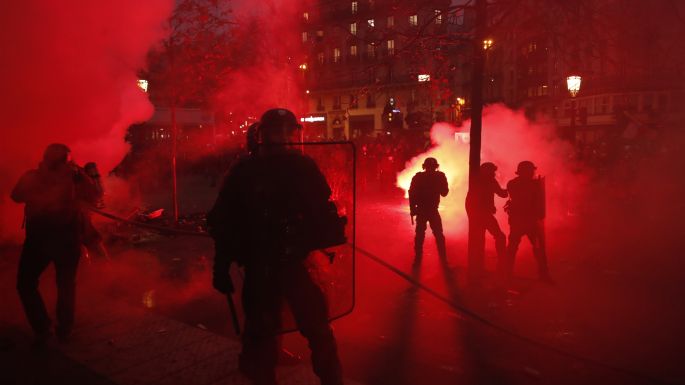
[213,272,234,294]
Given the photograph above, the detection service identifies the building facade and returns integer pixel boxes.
[299,0,470,139]
[485,0,685,143]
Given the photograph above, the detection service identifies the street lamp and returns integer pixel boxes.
[565,75,582,141]
[482,39,493,50]
[137,79,149,93]
[566,75,581,97]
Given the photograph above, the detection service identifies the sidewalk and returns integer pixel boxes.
[0,304,360,385]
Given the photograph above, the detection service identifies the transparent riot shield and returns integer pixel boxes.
[277,141,356,332]
[94,141,355,335]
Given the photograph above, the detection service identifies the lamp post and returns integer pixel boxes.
[566,75,581,97]
[566,75,582,141]
[467,0,488,281]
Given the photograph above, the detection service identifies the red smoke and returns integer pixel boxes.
[397,104,587,235]
[0,0,173,241]
[214,0,312,119]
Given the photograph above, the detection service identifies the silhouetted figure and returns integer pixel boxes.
[466,162,508,277]
[11,144,98,345]
[81,162,108,261]
[504,161,552,283]
[409,157,449,260]
[208,109,343,385]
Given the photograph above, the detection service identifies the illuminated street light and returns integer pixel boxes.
[137,79,149,93]
[299,63,308,70]
[566,75,582,97]
[456,97,466,106]
[482,39,493,50]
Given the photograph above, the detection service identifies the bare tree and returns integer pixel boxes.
[145,0,233,223]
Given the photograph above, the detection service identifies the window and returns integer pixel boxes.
[387,16,394,27]
[303,12,309,21]
[302,32,308,42]
[453,8,464,25]
[350,94,359,109]
[350,45,358,56]
[333,95,342,109]
[409,14,418,26]
[368,19,375,28]
[351,1,358,14]
[316,30,324,37]
[350,22,357,35]
[367,92,376,108]
[435,10,442,24]
[333,48,341,63]
[367,43,376,58]
[387,39,395,55]
[317,52,325,64]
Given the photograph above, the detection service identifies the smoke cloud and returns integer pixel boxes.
[214,0,311,118]
[397,104,587,235]
[0,0,173,241]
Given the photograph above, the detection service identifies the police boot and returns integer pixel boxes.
[239,354,277,385]
[436,237,447,260]
[414,240,423,260]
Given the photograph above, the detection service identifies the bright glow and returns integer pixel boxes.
[418,74,431,82]
[397,104,583,235]
[299,63,308,70]
[305,89,310,94]
[137,79,149,93]
[456,97,466,106]
[566,75,582,97]
[397,123,467,203]
[454,132,470,143]
[482,39,493,50]
[300,116,325,122]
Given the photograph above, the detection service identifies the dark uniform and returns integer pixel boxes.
[11,144,97,342]
[465,162,508,276]
[409,157,449,259]
[505,161,551,281]
[208,109,342,385]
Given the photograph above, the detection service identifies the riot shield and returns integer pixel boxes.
[94,141,355,335]
[278,141,356,332]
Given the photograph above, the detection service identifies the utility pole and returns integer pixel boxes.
[467,0,487,280]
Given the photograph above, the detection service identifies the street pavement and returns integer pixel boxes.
[1,192,684,385]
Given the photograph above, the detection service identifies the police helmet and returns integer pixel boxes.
[516,160,537,175]
[259,108,301,136]
[422,157,439,170]
[480,162,497,173]
[43,143,71,166]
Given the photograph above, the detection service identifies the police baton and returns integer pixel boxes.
[226,290,241,335]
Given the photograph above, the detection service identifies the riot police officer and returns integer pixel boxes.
[465,162,508,277]
[11,144,98,344]
[409,157,449,260]
[208,109,343,385]
[505,161,552,283]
